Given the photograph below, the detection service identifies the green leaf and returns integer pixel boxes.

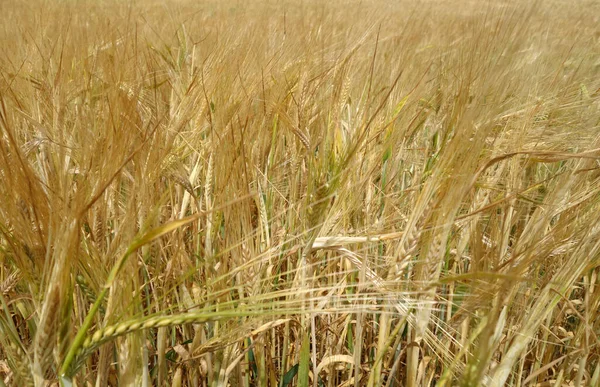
[248,344,258,377]
[279,364,299,387]
[382,146,392,162]
[297,330,311,387]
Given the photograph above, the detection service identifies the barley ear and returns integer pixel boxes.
[33,286,61,383]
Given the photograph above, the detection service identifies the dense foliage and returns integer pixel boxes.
[1,0,599,385]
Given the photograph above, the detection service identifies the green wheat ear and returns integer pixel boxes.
[66,308,299,377]
[61,214,204,377]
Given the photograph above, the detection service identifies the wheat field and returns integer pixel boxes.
[1,0,599,386]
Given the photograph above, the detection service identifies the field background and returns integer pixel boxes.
[1,0,600,386]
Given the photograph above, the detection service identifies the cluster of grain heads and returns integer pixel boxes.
[1,0,600,385]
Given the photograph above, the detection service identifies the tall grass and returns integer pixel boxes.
[1,0,599,385]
